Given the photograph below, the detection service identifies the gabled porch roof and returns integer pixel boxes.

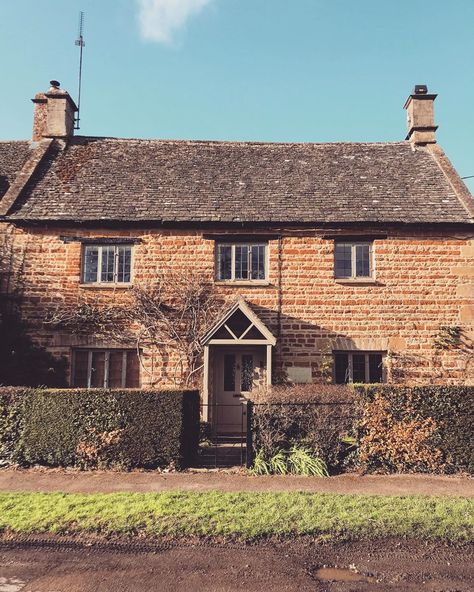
[201,297,276,346]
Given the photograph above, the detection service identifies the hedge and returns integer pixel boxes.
[355,385,474,474]
[249,385,358,472]
[0,387,27,466]
[0,388,199,470]
[249,384,473,475]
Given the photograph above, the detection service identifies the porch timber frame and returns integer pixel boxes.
[200,298,276,419]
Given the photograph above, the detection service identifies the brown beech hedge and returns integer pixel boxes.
[355,385,474,474]
[0,388,199,469]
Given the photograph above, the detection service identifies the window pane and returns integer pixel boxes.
[117,246,131,283]
[223,354,236,391]
[83,246,99,283]
[352,353,366,383]
[334,353,349,384]
[369,354,383,383]
[108,351,124,388]
[241,354,254,391]
[125,351,140,388]
[335,244,352,278]
[73,351,89,387]
[217,245,232,280]
[355,244,370,277]
[101,246,115,282]
[251,245,266,280]
[90,352,105,388]
[235,246,249,280]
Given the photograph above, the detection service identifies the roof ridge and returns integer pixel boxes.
[0,140,31,144]
[70,136,410,147]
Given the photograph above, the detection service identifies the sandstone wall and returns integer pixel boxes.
[2,224,473,386]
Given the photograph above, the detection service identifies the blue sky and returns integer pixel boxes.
[1,0,473,193]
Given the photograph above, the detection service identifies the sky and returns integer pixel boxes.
[0,0,473,193]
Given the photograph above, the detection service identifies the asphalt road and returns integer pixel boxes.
[0,539,473,591]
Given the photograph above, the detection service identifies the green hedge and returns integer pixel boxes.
[355,385,474,474]
[0,387,29,466]
[0,388,199,470]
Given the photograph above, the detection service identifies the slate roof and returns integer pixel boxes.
[2,136,473,224]
[0,141,31,200]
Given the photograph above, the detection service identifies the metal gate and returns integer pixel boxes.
[198,402,253,468]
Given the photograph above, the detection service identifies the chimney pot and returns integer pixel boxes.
[414,84,428,95]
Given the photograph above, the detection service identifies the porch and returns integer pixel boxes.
[199,298,276,466]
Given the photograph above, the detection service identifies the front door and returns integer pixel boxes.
[214,347,266,434]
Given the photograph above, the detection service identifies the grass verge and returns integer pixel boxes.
[0,491,472,541]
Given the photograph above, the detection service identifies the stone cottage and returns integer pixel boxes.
[0,82,473,431]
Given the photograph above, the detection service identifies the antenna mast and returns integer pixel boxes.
[74,11,85,130]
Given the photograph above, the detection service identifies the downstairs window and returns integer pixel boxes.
[333,351,384,384]
[73,349,140,388]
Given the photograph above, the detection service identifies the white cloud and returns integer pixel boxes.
[136,0,213,44]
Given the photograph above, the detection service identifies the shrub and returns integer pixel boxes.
[0,388,199,470]
[249,384,358,472]
[250,446,329,477]
[356,385,474,474]
[287,445,329,477]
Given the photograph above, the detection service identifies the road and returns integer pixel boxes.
[0,538,473,591]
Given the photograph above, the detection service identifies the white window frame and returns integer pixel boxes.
[73,349,139,388]
[333,351,385,384]
[81,244,134,285]
[334,241,373,279]
[215,242,268,283]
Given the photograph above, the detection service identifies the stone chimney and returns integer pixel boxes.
[404,85,438,145]
[32,81,78,141]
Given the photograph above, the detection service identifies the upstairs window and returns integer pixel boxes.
[82,244,132,284]
[73,349,140,388]
[216,243,267,282]
[334,242,372,279]
[334,351,384,384]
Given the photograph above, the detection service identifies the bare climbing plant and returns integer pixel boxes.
[431,324,474,379]
[45,268,228,387]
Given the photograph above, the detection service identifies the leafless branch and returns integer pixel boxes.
[45,268,228,387]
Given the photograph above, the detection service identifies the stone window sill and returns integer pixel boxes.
[214,280,272,287]
[79,283,133,290]
[334,278,380,286]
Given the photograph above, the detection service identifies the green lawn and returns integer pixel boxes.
[0,491,472,541]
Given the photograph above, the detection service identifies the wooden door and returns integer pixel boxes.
[214,347,266,434]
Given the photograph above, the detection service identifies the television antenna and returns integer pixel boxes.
[74,11,85,130]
